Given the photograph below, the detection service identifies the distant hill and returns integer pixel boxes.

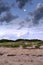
[0,39,15,43]
[15,39,42,42]
[0,39,42,43]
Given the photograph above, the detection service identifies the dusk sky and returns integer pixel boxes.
[0,0,43,40]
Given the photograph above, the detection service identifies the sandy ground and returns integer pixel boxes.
[0,47,43,65]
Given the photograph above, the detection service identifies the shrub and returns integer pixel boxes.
[0,43,20,48]
[27,43,33,47]
[35,43,41,48]
[22,44,27,48]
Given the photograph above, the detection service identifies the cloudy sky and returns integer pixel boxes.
[0,0,43,40]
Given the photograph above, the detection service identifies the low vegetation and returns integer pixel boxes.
[0,39,43,48]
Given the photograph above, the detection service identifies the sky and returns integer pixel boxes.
[0,0,43,40]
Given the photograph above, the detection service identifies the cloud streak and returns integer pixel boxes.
[30,3,43,25]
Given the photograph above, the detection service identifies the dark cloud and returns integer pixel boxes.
[30,3,43,25]
[0,12,19,23]
[0,0,11,14]
[16,0,32,9]
[0,0,19,23]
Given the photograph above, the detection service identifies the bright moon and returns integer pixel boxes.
[24,9,27,12]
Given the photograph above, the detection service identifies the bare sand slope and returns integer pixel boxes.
[0,47,43,65]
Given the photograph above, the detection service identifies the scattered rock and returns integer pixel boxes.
[0,53,4,56]
[32,55,36,56]
[25,54,29,56]
[7,54,16,56]
[36,55,43,57]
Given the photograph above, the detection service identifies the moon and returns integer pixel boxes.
[24,9,27,12]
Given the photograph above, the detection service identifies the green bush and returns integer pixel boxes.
[27,43,33,47]
[11,43,20,48]
[22,44,27,48]
[35,43,41,48]
[0,43,20,48]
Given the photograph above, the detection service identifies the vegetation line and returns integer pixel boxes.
[0,39,43,48]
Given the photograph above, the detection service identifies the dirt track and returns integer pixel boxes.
[0,47,43,65]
